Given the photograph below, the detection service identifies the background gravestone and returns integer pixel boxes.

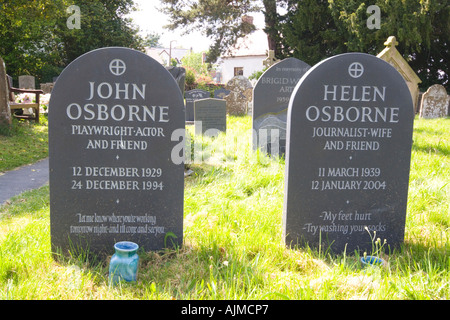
[283,53,414,254]
[194,98,226,137]
[0,56,12,125]
[166,66,186,97]
[419,84,449,118]
[19,75,35,89]
[49,47,185,256]
[224,76,253,115]
[253,58,310,157]
[185,89,210,122]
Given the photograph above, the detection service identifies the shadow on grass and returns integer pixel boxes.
[185,163,231,186]
[412,140,450,157]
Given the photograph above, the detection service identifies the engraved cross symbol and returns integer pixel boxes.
[348,62,364,78]
[109,59,126,76]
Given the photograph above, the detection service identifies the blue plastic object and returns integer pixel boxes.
[360,255,385,267]
[109,241,139,285]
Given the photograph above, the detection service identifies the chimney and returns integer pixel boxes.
[242,15,254,25]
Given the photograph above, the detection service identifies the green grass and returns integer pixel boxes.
[0,115,449,300]
[0,118,48,172]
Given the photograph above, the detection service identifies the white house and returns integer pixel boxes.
[216,28,269,84]
[145,47,190,66]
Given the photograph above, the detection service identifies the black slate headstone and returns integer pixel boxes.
[166,66,186,97]
[253,58,310,157]
[49,47,185,256]
[185,89,210,121]
[283,53,414,254]
[194,98,226,137]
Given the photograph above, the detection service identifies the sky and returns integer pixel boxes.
[127,0,265,52]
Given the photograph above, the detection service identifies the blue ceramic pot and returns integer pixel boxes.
[109,241,139,285]
[360,255,385,267]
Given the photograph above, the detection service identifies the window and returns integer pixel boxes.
[234,67,244,76]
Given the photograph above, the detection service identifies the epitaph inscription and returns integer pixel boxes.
[253,58,310,156]
[283,53,414,254]
[194,98,226,137]
[49,47,185,255]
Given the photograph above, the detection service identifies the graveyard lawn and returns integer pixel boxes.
[0,115,449,300]
[0,118,48,172]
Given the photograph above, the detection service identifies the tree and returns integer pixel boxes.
[0,0,64,84]
[277,0,448,90]
[159,0,265,62]
[143,32,163,48]
[277,0,347,64]
[181,50,214,90]
[54,0,145,65]
[0,0,145,84]
[160,0,447,89]
[326,0,448,89]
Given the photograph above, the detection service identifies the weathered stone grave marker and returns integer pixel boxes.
[185,89,210,122]
[19,75,35,89]
[194,98,226,137]
[253,57,310,156]
[419,84,449,118]
[0,56,12,125]
[49,47,185,256]
[224,76,253,115]
[214,88,230,99]
[283,53,414,254]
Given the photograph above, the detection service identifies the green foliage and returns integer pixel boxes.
[160,0,447,90]
[142,32,163,48]
[278,0,346,65]
[181,51,215,90]
[181,51,209,76]
[0,0,145,84]
[184,67,196,87]
[281,0,448,90]
[160,0,259,63]
[55,0,144,65]
[326,0,448,90]
[0,119,48,172]
[248,67,268,81]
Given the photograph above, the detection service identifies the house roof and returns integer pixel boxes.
[223,29,269,58]
[145,47,190,64]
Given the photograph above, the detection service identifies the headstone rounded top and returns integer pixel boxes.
[49,47,185,255]
[289,52,413,121]
[252,57,311,156]
[226,76,252,89]
[254,57,310,118]
[51,47,183,109]
[419,84,449,118]
[425,84,448,95]
[284,52,414,253]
